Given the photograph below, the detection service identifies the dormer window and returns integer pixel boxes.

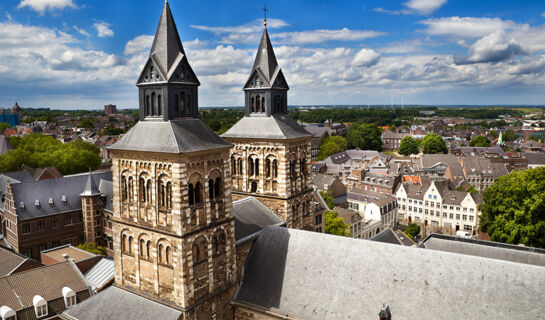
[62,287,76,308]
[20,201,25,211]
[48,198,54,207]
[62,195,67,205]
[33,295,47,318]
[0,306,16,320]
[35,200,40,209]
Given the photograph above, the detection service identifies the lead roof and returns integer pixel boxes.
[221,114,312,140]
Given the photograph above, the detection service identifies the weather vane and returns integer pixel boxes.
[263,2,269,28]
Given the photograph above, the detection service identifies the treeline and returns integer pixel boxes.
[1,134,101,175]
[289,107,530,125]
[199,109,244,134]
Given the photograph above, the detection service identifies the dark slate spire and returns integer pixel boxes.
[137,0,200,121]
[242,27,289,117]
[249,28,279,85]
[81,171,101,197]
[149,0,185,78]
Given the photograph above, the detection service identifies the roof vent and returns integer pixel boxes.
[35,200,40,208]
[450,196,456,200]
[62,253,69,260]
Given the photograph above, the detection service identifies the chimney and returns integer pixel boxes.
[62,253,70,260]
[379,304,392,320]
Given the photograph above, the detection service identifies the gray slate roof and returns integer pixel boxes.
[62,286,182,320]
[0,135,13,154]
[81,171,101,196]
[370,228,404,245]
[233,197,284,242]
[421,234,545,267]
[11,171,112,220]
[98,179,113,213]
[109,119,232,154]
[525,152,545,165]
[221,114,312,140]
[84,257,115,292]
[0,246,28,276]
[234,226,545,319]
[244,28,284,89]
[420,154,459,168]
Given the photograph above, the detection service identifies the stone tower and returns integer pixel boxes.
[108,2,237,319]
[80,172,103,247]
[222,27,314,230]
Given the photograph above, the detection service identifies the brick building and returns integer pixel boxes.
[103,104,117,115]
[0,171,114,261]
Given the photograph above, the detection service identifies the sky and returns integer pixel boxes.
[1,0,545,109]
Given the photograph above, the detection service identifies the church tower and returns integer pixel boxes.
[109,2,237,319]
[222,26,314,230]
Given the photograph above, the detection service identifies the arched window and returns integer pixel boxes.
[248,156,254,176]
[0,306,16,320]
[62,287,76,308]
[255,95,261,112]
[300,158,307,176]
[266,159,271,178]
[251,181,257,192]
[188,183,195,205]
[180,92,186,116]
[158,244,164,263]
[157,95,162,116]
[208,179,214,201]
[166,246,172,265]
[146,241,151,259]
[33,295,48,318]
[261,97,266,113]
[128,177,133,201]
[174,94,179,116]
[158,181,165,207]
[146,180,152,205]
[150,66,155,79]
[146,95,151,116]
[275,96,281,113]
[151,92,157,116]
[212,233,226,256]
[121,176,127,201]
[128,236,133,253]
[237,158,242,174]
[166,182,172,208]
[139,239,146,257]
[195,182,202,204]
[214,178,221,200]
[302,202,306,216]
[187,94,192,111]
[231,156,236,175]
[255,159,260,176]
[122,234,127,252]
[273,159,278,178]
[139,178,146,203]
[251,97,255,113]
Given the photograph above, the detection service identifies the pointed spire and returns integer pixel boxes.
[250,28,280,83]
[81,170,101,196]
[149,0,186,78]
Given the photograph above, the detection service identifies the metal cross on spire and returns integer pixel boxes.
[263,2,269,28]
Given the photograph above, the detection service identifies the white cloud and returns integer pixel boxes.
[420,17,518,38]
[124,35,154,55]
[73,26,89,37]
[455,30,528,64]
[404,0,447,15]
[352,49,381,67]
[18,0,76,15]
[192,18,288,34]
[93,21,113,38]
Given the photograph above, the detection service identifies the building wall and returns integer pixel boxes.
[111,149,238,318]
[228,138,314,230]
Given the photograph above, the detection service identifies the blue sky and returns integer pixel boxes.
[1,0,545,109]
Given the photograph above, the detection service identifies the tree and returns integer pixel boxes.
[503,129,516,142]
[77,243,107,255]
[488,131,498,139]
[318,141,342,160]
[320,131,330,145]
[470,135,491,147]
[421,133,448,154]
[325,135,348,151]
[405,223,420,239]
[325,211,351,237]
[79,118,94,128]
[398,136,419,156]
[0,123,11,133]
[479,167,545,248]
[319,190,335,210]
[207,119,222,132]
[346,123,382,151]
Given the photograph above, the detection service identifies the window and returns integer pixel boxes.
[52,241,60,248]
[22,223,30,233]
[443,212,447,218]
[33,295,47,318]
[62,287,76,308]
[23,248,32,258]
[469,215,474,221]
[38,244,47,252]
[470,208,475,213]
[64,215,72,225]
[0,306,16,320]
[36,220,45,231]
[456,214,460,220]
[425,201,429,206]
[314,214,322,225]
[449,213,454,219]
[462,215,467,221]
[51,218,58,228]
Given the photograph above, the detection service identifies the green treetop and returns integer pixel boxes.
[470,135,491,147]
[346,123,382,151]
[421,133,448,154]
[398,136,419,156]
[325,210,351,237]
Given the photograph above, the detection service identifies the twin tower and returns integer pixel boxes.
[109,1,313,319]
